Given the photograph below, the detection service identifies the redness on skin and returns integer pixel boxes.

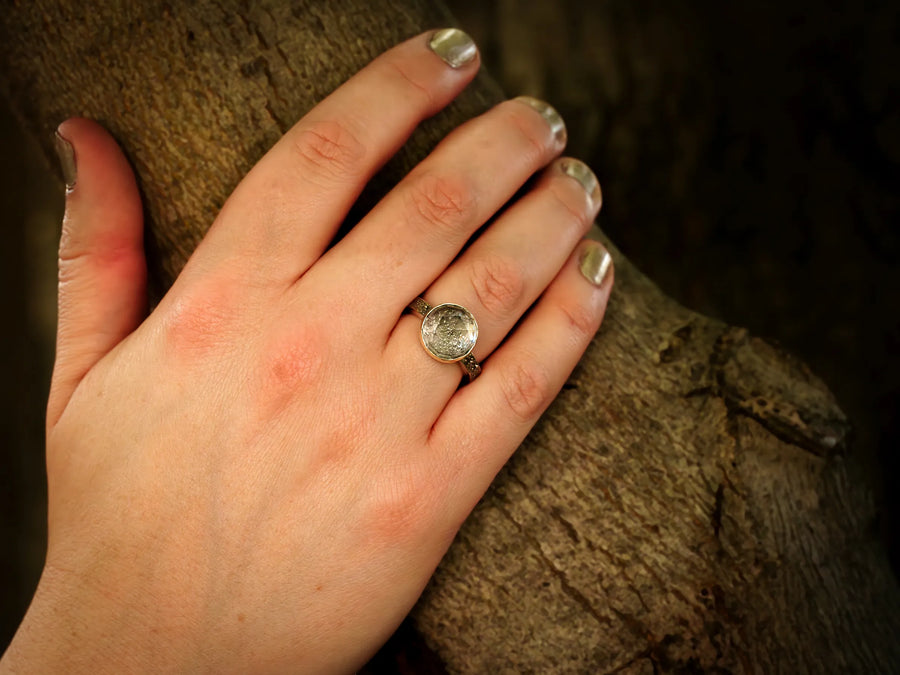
[162,281,245,363]
[262,327,325,399]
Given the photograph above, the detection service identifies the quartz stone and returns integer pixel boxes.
[421,303,478,362]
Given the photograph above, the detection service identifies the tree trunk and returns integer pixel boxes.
[2,1,897,672]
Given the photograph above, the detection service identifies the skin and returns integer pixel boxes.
[1,31,612,673]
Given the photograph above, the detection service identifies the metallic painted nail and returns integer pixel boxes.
[558,158,602,207]
[54,131,77,193]
[579,243,613,287]
[428,28,478,68]
[514,96,567,145]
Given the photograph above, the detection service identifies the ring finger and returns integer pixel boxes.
[386,156,602,412]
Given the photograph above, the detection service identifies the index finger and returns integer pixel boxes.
[192,29,481,286]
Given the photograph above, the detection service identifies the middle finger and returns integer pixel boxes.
[303,96,567,327]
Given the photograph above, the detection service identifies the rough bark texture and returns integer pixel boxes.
[2,0,898,672]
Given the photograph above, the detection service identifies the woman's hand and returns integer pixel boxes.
[3,29,612,673]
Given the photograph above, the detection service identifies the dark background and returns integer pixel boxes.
[2,0,898,652]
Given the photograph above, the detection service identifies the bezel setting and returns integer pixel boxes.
[420,302,479,363]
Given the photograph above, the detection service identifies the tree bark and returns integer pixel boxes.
[2,0,898,672]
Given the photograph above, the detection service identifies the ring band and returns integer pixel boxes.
[408,297,482,381]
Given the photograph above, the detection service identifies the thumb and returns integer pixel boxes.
[47,118,147,431]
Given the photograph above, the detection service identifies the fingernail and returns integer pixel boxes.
[558,158,602,208]
[579,243,613,287]
[428,28,478,68]
[54,131,77,193]
[514,96,567,145]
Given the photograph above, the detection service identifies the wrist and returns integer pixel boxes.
[1,563,197,673]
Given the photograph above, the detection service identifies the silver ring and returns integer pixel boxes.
[408,297,482,381]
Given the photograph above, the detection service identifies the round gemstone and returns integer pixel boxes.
[421,303,478,362]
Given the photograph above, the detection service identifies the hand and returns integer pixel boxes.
[3,29,613,673]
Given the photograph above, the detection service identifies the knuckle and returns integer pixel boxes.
[290,119,366,179]
[500,360,553,423]
[505,104,551,162]
[308,401,378,469]
[470,255,525,318]
[383,58,435,110]
[364,468,441,545]
[255,324,325,410]
[56,216,90,270]
[161,279,242,363]
[406,172,476,235]
[559,299,599,340]
[547,181,592,233]
[57,216,139,277]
